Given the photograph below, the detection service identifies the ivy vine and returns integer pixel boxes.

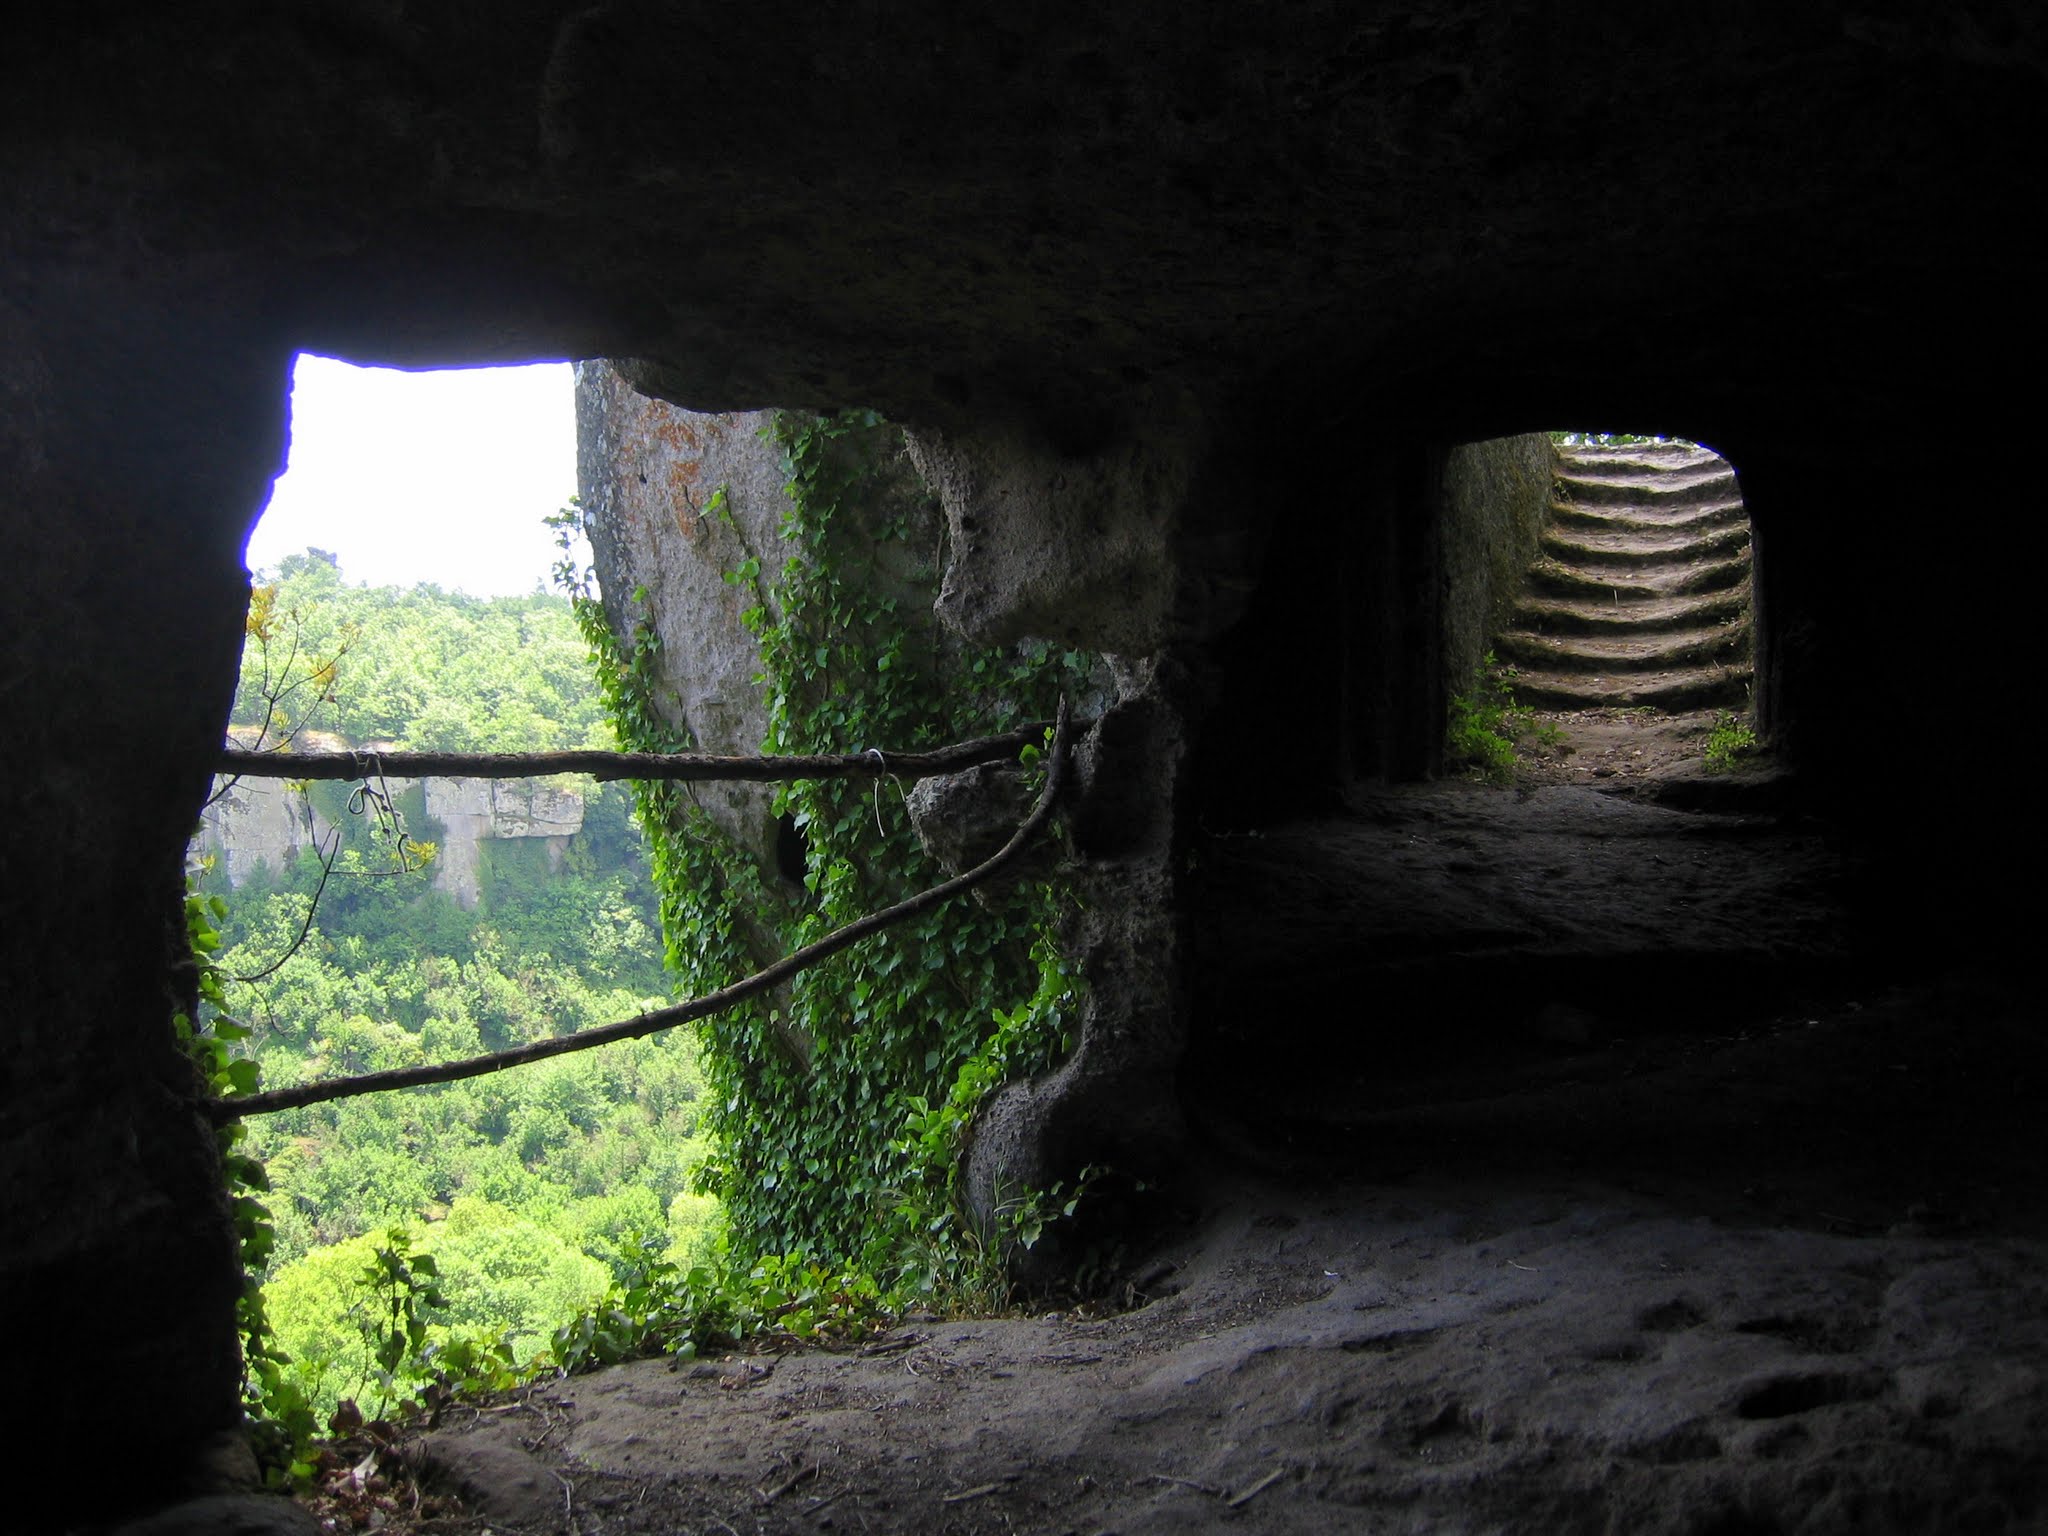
[175,888,319,1481]
[555,409,1092,1293]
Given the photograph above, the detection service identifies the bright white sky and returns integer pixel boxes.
[246,355,582,597]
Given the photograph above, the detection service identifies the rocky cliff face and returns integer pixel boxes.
[574,365,789,874]
[574,365,1203,1246]
[194,776,331,888]
[194,772,583,910]
[422,777,583,909]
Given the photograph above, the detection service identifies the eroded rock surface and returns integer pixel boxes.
[399,974,2048,1536]
[422,777,584,909]
[574,366,791,868]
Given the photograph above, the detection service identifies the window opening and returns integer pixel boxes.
[190,354,693,1421]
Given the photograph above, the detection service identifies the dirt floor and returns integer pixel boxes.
[1507,706,1754,792]
[396,1149,2048,1536]
[195,711,2047,1536]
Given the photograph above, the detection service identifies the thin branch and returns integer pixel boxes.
[216,722,1053,785]
[233,823,344,984]
[204,703,1071,1122]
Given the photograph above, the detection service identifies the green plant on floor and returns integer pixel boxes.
[354,1229,448,1417]
[1703,710,1760,772]
[341,1228,533,1419]
[547,1234,902,1375]
[1447,651,1539,783]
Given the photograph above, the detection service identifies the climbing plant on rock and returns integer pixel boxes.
[557,409,1095,1288]
[174,888,318,1481]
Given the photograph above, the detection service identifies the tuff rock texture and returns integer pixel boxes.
[903,761,1043,884]
[6,4,2047,1525]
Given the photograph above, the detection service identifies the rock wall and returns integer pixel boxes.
[575,372,1212,1241]
[1440,434,1557,695]
[574,364,790,875]
[1,292,284,1527]
[196,777,331,887]
[901,384,1219,656]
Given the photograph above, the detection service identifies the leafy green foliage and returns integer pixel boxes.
[553,409,1093,1309]
[547,1234,896,1375]
[175,889,317,1483]
[1704,710,1761,772]
[1446,651,1542,783]
[356,1230,446,1417]
[423,1198,611,1356]
[197,556,711,1434]
[234,551,612,753]
[258,1215,544,1424]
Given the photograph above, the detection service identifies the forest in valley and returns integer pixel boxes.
[193,551,718,1416]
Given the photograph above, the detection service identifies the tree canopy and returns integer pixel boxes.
[199,553,709,1418]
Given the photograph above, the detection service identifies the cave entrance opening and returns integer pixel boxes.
[1177,428,1846,1173]
[210,353,598,917]
[192,354,710,1425]
[1469,432,1757,789]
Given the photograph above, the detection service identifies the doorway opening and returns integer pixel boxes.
[1180,429,1837,1167]
[1481,433,1756,789]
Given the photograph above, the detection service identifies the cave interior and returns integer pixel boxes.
[4,4,2046,1526]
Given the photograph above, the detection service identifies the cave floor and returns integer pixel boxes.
[388,1006,2048,1536]
[1186,710,1863,1165]
[317,732,2048,1536]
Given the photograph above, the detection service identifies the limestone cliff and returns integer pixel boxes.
[421,777,584,909]
[194,768,583,911]
[195,775,333,888]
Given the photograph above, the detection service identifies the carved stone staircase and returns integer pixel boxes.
[1496,439,1753,711]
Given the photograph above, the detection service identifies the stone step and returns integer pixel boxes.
[1506,662,1754,712]
[1555,439,1722,467]
[1512,587,1750,637]
[1526,547,1752,601]
[1549,496,1749,535]
[1557,450,1729,478]
[1490,438,1754,721]
[1543,520,1752,566]
[1496,622,1750,676]
[1556,467,1741,506]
